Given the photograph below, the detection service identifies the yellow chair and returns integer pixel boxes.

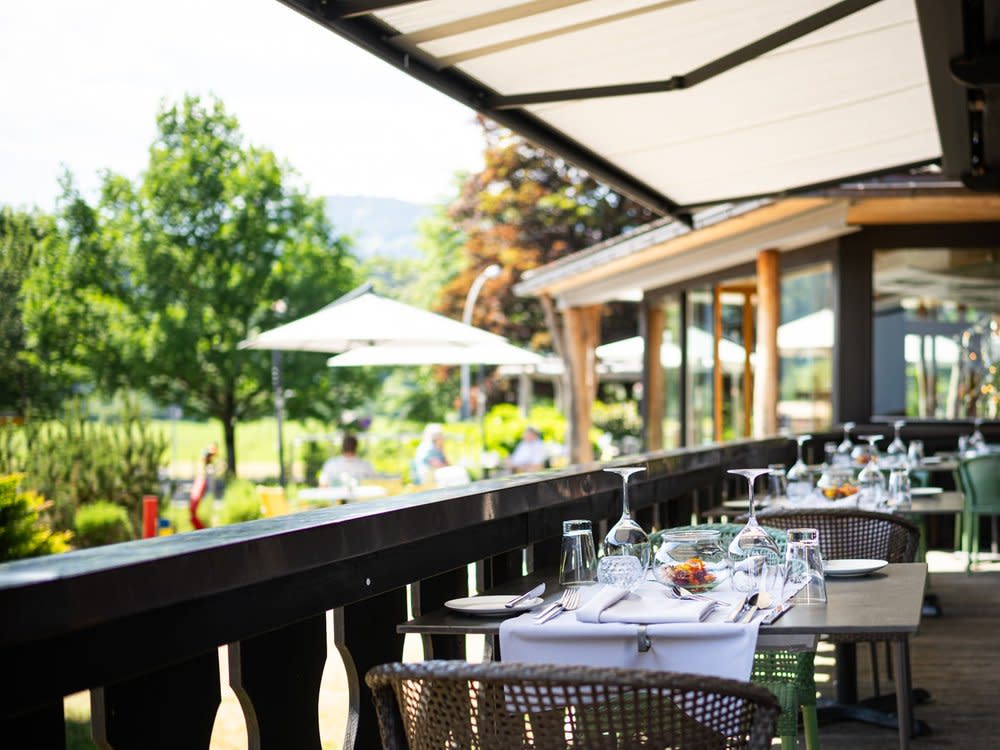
[256,485,289,517]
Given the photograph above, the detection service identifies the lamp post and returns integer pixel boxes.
[270,299,288,486]
[461,263,501,419]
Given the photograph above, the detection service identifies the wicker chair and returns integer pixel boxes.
[754,508,920,706]
[653,524,818,750]
[957,454,1000,574]
[366,660,781,750]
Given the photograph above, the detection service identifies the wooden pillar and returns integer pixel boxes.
[713,285,724,442]
[642,303,666,451]
[564,305,601,463]
[753,249,780,437]
[742,294,755,437]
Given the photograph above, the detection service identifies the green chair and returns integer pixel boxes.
[652,523,819,750]
[957,454,1000,575]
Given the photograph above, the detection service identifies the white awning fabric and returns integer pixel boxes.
[369,0,940,209]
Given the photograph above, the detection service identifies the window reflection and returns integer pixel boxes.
[873,248,1000,419]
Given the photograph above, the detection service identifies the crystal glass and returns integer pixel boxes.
[886,420,907,461]
[887,468,911,507]
[856,434,886,508]
[559,520,597,587]
[834,422,855,466]
[652,528,728,592]
[786,434,813,499]
[598,466,649,589]
[767,463,787,504]
[785,528,827,605]
[727,468,782,593]
[907,439,925,467]
[971,417,986,453]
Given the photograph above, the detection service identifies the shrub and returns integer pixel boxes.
[219,479,262,524]
[0,397,167,531]
[0,473,72,562]
[74,500,135,548]
[300,440,330,487]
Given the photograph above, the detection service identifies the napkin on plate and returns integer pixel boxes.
[576,583,714,624]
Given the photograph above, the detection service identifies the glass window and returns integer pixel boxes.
[660,294,682,448]
[686,288,715,445]
[873,248,1000,419]
[778,263,834,432]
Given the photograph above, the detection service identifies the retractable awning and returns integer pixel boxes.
[281,0,950,215]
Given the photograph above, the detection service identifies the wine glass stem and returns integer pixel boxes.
[797,443,804,463]
[621,481,631,518]
[747,479,756,521]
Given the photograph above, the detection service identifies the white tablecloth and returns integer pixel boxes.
[499,582,761,682]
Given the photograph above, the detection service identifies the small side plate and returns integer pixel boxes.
[824,559,888,577]
[445,595,544,617]
[910,486,943,496]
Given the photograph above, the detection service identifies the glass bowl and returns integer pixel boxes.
[652,529,728,592]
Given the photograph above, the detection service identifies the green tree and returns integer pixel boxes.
[43,96,362,475]
[436,118,656,349]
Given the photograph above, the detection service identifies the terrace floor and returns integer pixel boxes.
[63,552,1000,749]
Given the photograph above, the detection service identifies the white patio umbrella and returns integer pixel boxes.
[327,341,545,368]
[596,330,746,372]
[239,284,507,353]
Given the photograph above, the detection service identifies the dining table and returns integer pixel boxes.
[399,562,928,750]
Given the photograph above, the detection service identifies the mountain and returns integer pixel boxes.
[324,195,430,260]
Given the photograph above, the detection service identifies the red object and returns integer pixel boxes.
[189,476,207,530]
[142,495,159,539]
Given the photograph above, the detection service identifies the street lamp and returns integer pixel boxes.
[461,263,502,419]
[270,299,288,486]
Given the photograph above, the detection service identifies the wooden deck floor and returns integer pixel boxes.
[804,555,1000,748]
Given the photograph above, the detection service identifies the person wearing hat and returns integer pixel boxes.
[506,426,549,473]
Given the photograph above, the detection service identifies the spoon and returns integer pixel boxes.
[740,591,773,623]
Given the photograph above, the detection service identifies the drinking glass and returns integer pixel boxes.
[834,422,855,466]
[971,417,986,453]
[598,466,649,589]
[785,528,827,605]
[856,434,886,508]
[727,468,782,593]
[907,439,925,467]
[823,441,838,467]
[887,468,911,506]
[767,464,787,504]
[786,434,813,499]
[559,520,597,586]
[886,420,907,465]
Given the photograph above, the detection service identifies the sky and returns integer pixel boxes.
[0,0,485,212]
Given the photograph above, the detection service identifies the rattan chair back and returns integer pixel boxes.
[753,508,920,563]
[366,660,781,750]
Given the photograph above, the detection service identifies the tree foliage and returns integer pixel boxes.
[24,96,365,474]
[436,118,657,349]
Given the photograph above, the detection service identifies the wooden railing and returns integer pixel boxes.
[1,423,991,748]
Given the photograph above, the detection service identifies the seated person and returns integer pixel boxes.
[506,426,549,473]
[319,434,376,486]
[413,424,448,484]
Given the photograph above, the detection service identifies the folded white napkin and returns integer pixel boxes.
[576,583,714,624]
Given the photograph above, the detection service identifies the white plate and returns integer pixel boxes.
[824,559,888,577]
[921,456,943,464]
[445,595,544,617]
[910,486,943,496]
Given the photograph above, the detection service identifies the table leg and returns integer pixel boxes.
[834,644,858,704]
[893,638,913,750]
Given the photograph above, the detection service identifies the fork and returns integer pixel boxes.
[536,588,580,624]
[668,584,721,603]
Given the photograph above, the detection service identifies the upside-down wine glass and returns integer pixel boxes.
[835,422,855,466]
[727,468,782,593]
[856,434,886,507]
[886,420,907,461]
[786,434,812,498]
[599,466,649,589]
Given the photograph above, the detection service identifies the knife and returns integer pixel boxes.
[725,594,749,623]
[505,583,545,608]
[762,602,794,625]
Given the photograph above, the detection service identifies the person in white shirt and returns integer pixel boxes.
[319,434,376,486]
[506,427,549,473]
